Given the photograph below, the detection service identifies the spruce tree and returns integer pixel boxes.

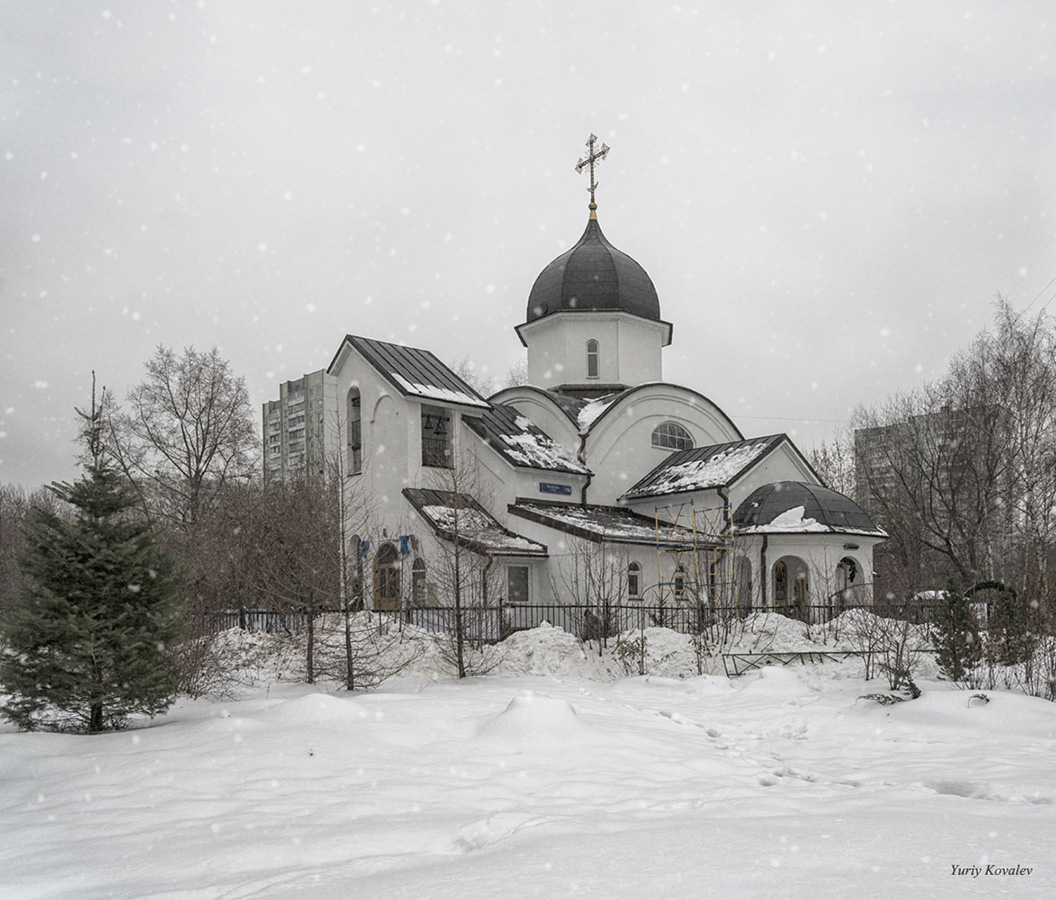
[0,389,184,732]
[931,576,981,682]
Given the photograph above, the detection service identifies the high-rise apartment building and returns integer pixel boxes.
[262,370,338,482]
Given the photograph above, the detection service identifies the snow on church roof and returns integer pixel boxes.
[463,405,590,475]
[622,435,785,500]
[509,500,708,548]
[577,395,620,432]
[337,335,490,409]
[404,489,548,557]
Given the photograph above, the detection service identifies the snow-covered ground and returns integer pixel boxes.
[2,619,1055,899]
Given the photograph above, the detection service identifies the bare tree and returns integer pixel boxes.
[423,451,506,678]
[503,358,529,389]
[254,477,341,684]
[809,429,856,497]
[450,355,494,397]
[551,538,629,647]
[102,346,260,662]
[0,484,62,621]
[323,421,387,691]
[853,300,1056,598]
[104,345,258,531]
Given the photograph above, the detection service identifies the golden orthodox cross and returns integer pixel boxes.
[575,133,609,215]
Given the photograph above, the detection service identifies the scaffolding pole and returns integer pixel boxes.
[654,498,737,612]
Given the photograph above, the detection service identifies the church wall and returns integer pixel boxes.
[736,533,879,616]
[614,317,666,385]
[504,514,662,608]
[585,387,743,504]
[329,344,413,525]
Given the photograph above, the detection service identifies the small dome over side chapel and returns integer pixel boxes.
[733,481,885,536]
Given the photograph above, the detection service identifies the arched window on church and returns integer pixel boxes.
[347,388,362,475]
[586,339,599,378]
[411,558,427,606]
[627,561,641,600]
[651,421,693,452]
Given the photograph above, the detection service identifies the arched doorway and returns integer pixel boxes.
[835,556,859,611]
[773,556,808,619]
[374,542,401,611]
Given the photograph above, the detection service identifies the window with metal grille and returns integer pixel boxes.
[422,404,452,468]
[347,389,362,475]
[651,421,693,451]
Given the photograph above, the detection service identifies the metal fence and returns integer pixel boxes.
[205,598,935,642]
[204,609,318,634]
[400,601,909,641]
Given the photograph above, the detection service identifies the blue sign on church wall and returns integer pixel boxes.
[539,482,572,496]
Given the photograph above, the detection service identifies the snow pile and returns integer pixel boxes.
[492,623,610,678]
[265,612,460,684]
[212,608,947,689]
[204,627,301,685]
[624,627,703,677]
[477,694,594,748]
[724,611,814,652]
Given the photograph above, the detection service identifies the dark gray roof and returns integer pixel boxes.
[404,489,548,557]
[623,435,786,500]
[526,217,662,323]
[733,482,885,537]
[547,390,591,425]
[509,500,709,548]
[463,405,589,475]
[331,335,489,409]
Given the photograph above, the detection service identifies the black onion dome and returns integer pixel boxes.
[526,218,661,322]
[733,481,884,535]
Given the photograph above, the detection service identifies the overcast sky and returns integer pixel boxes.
[3,0,1055,489]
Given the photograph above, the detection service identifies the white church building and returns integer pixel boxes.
[273,150,884,625]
